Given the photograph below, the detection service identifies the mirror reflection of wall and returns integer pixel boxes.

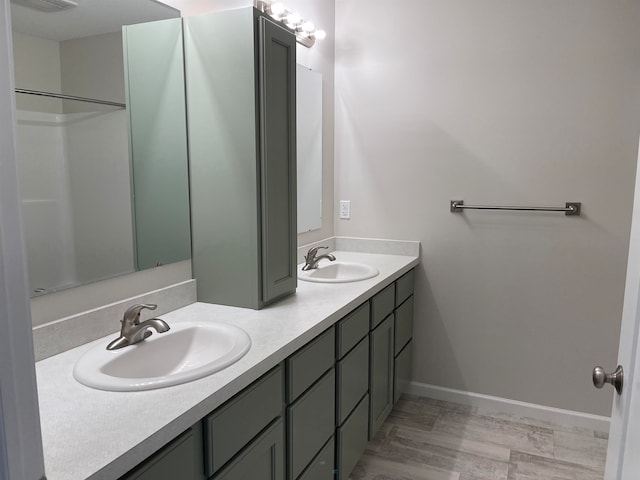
[10,0,188,296]
[296,64,322,234]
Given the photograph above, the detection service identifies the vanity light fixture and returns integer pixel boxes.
[255,0,326,48]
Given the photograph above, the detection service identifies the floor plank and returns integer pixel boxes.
[350,395,607,480]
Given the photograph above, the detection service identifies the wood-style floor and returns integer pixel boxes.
[351,395,608,480]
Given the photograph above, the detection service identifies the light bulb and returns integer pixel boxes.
[269,2,285,16]
[314,29,326,40]
[301,21,314,32]
[286,12,301,26]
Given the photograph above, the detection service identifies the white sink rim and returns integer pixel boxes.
[73,321,251,392]
[298,261,380,283]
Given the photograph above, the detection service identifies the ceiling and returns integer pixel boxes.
[11,0,180,41]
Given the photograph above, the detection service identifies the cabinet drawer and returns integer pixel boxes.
[204,366,284,476]
[213,419,285,480]
[337,394,369,480]
[337,336,369,425]
[297,437,334,480]
[287,369,336,480]
[394,295,413,355]
[395,269,415,307]
[394,341,413,404]
[370,284,395,329]
[287,327,335,403]
[337,302,369,358]
[123,426,203,480]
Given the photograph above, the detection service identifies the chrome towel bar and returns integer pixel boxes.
[450,200,581,216]
[15,88,126,108]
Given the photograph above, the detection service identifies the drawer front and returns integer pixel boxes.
[213,419,285,480]
[394,341,413,404]
[337,302,369,358]
[124,426,203,480]
[337,394,369,480]
[394,295,414,355]
[205,366,284,476]
[297,437,334,480]
[287,327,335,402]
[337,336,369,425]
[287,369,336,480]
[370,283,395,329]
[395,269,415,307]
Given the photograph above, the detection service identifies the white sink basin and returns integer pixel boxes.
[298,261,379,283]
[73,321,251,392]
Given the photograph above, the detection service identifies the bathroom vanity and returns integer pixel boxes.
[35,247,418,480]
[125,267,415,480]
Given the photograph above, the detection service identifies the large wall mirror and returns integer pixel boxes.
[297,64,322,234]
[10,0,190,296]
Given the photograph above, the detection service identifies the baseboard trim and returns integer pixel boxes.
[407,381,610,432]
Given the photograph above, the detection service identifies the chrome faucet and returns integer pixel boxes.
[302,246,336,271]
[106,303,170,350]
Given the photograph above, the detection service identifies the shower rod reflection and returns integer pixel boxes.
[450,200,581,216]
[15,88,126,108]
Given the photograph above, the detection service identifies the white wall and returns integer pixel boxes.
[335,0,640,416]
[65,110,135,284]
[11,31,62,113]
[14,110,77,291]
[60,31,125,112]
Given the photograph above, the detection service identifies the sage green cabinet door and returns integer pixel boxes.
[337,336,369,425]
[258,15,297,304]
[370,284,395,329]
[394,295,413,355]
[394,341,413,404]
[214,419,285,480]
[298,437,334,480]
[287,369,335,479]
[395,269,415,307]
[287,327,335,403]
[337,395,369,480]
[369,314,394,440]
[336,302,369,358]
[122,425,204,480]
[204,366,284,476]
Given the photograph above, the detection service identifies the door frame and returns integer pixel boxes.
[604,138,640,479]
[0,1,45,479]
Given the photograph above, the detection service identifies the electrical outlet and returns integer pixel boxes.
[339,200,351,219]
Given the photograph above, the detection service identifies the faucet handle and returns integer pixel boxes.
[122,303,157,325]
[306,245,329,261]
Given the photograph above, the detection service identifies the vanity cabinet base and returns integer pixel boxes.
[121,268,416,480]
[213,419,285,480]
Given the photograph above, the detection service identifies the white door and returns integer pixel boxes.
[603,140,640,479]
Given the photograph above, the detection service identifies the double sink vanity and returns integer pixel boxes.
[13,1,419,479]
[35,247,419,480]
